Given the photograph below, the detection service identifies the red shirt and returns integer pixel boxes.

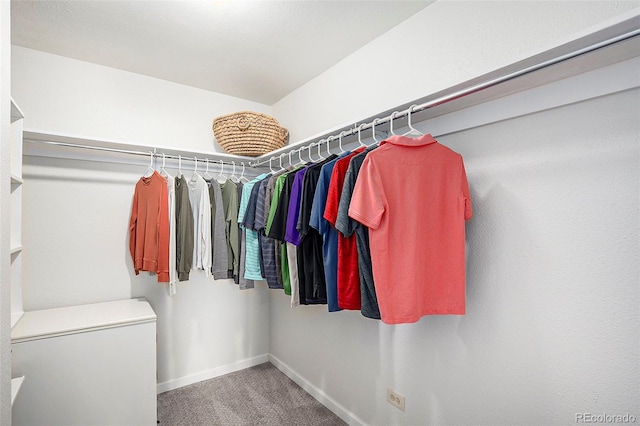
[349,135,472,324]
[324,147,365,310]
[129,171,170,283]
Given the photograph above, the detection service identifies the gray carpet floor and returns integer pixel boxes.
[157,362,347,426]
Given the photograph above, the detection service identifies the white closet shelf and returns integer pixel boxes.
[11,376,25,406]
[23,129,258,165]
[11,298,157,344]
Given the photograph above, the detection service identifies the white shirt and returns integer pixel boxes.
[187,173,212,276]
[162,172,178,294]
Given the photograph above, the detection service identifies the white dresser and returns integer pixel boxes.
[11,298,157,426]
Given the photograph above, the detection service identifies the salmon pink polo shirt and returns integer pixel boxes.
[348,134,472,324]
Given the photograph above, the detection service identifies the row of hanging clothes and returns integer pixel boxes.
[240,113,473,324]
[129,154,251,295]
[129,111,473,324]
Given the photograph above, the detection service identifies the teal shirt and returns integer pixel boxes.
[238,174,268,280]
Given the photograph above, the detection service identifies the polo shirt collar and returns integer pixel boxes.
[381,134,437,147]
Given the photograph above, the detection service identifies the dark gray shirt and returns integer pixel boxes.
[206,179,229,280]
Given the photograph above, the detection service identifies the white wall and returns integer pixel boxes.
[11,49,274,390]
[11,46,272,152]
[272,1,640,143]
[267,1,640,423]
[0,1,12,424]
[21,157,271,390]
[269,59,640,425]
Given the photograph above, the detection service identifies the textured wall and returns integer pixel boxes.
[269,63,640,424]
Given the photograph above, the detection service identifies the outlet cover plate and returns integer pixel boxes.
[387,388,405,411]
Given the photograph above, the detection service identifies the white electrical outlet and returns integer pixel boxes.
[387,388,405,411]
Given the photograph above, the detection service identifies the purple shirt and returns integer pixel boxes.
[284,167,310,246]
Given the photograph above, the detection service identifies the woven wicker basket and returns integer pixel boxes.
[212,111,288,157]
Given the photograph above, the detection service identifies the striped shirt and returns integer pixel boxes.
[256,176,280,288]
[238,173,268,280]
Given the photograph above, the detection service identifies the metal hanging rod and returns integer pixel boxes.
[251,26,640,168]
[24,138,252,171]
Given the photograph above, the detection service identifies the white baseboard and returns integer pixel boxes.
[157,353,270,394]
[268,353,367,426]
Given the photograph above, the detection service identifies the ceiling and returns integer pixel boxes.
[11,0,432,105]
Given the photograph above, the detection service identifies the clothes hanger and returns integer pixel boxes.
[357,124,366,147]
[190,157,200,183]
[143,151,155,177]
[306,144,315,163]
[325,136,333,156]
[240,162,250,183]
[295,147,306,166]
[389,111,400,136]
[160,153,172,178]
[278,153,287,171]
[216,160,227,184]
[268,157,276,174]
[311,141,322,161]
[230,161,241,183]
[304,144,312,163]
[178,155,183,177]
[316,140,325,161]
[403,104,424,137]
[338,132,346,154]
[203,158,213,180]
[241,163,250,183]
[371,118,381,145]
[228,161,236,182]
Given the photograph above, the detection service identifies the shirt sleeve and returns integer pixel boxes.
[237,184,250,225]
[266,177,285,235]
[460,158,473,220]
[285,174,304,245]
[254,182,268,232]
[243,183,261,230]
[323,164,341,227]
[348,156,385,230]
[298,172,315,238]
[310,169,329,234]
[335,163,357,237]
[129,186,138,271]
[268,178,291,241]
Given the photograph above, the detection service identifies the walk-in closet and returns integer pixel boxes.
[1,1,638,425]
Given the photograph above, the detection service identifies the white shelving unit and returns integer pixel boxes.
[10,98,24,330]
[11,299,157,425]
